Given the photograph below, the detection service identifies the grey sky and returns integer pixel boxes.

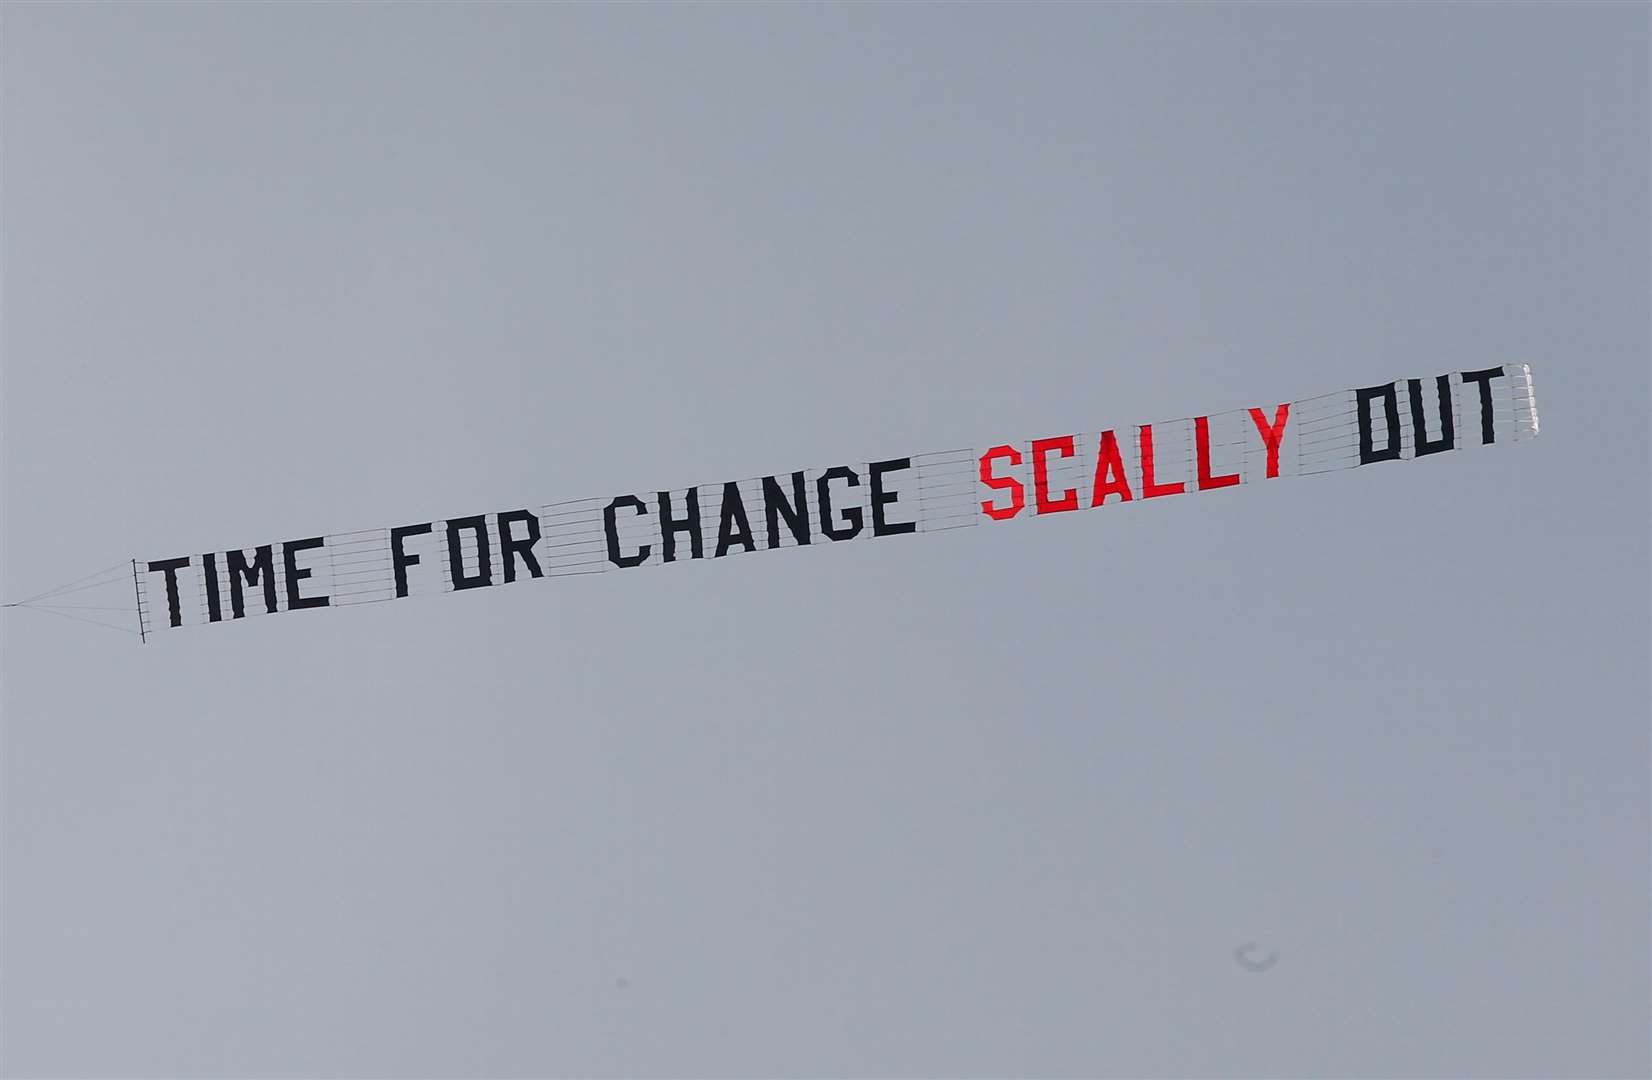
[2,4,1647,1077]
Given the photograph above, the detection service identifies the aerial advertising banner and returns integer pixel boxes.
[133,366,1540,640]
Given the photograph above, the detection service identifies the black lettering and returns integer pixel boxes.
[715,482,756,557]
[282,537,330,610]
[762,472,811,549]
[497,509,543,583]
[391,523,433,598]
[200,552,222,622]
[227,546,277,618]
[604,496,650,567]
[147,556,191,628]
[657,489,703,562]
[817,466,863,541]
[445,516,493,591]
[1407,376,1455,458]
[869,457,917,536]
[1356,383,1402,464]
[1460,366,1506,445]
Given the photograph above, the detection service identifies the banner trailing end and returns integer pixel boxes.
[1520,363,1541,436]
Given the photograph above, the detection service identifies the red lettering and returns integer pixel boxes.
[1195,416,1240,491]
[1248,403,1290,479]
[1031,436,1079,514]
[1090,431,1134,506]
[1138,425,1184,499]
[978,445,1026,520]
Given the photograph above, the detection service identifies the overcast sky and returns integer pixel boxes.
[2,4,1647,1077]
